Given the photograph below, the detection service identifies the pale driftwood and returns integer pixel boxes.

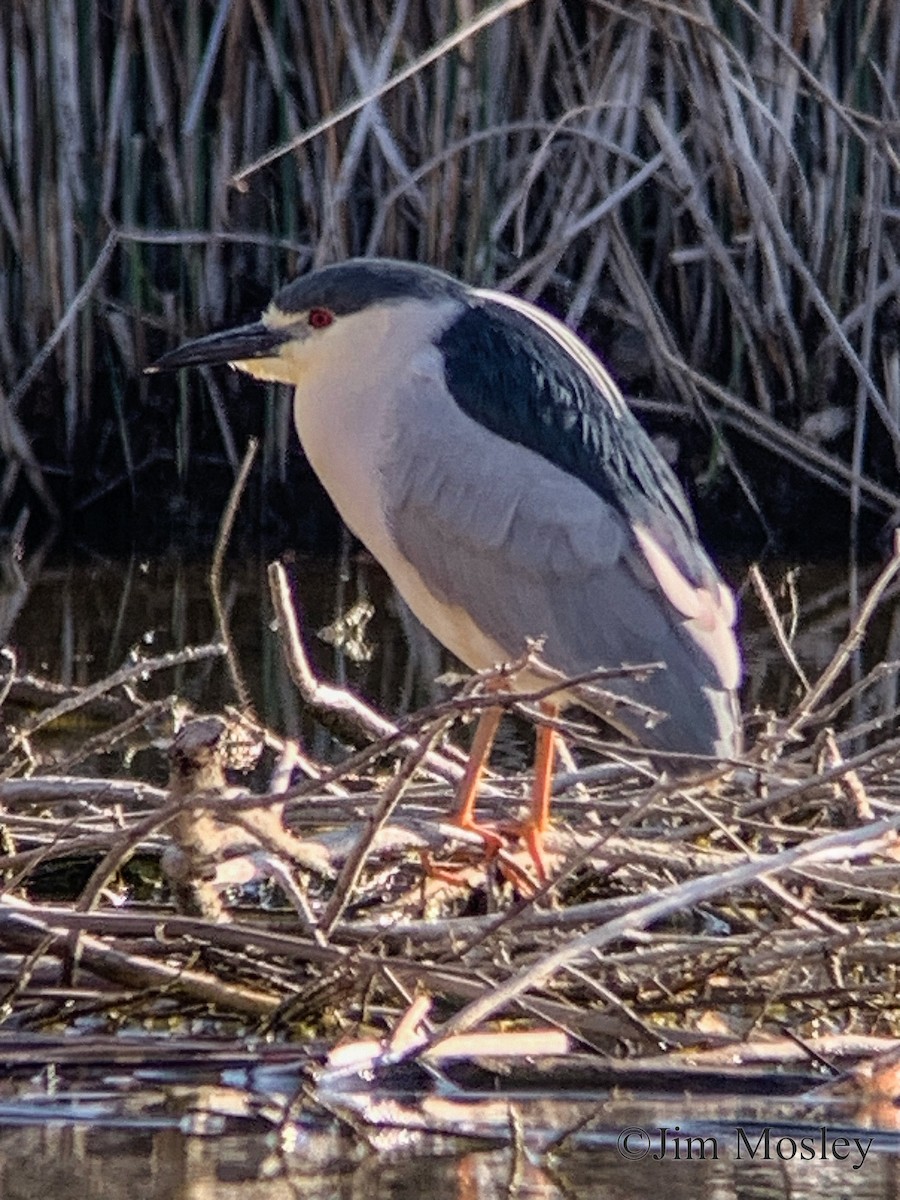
[267,559,476,789]
[435,814,900,1040]
[0,899,278,1017]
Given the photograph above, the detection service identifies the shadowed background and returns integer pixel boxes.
[0,0,897,560]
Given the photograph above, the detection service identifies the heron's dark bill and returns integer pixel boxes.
[146,322,292,373]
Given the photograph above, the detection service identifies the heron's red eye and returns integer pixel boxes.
[308,307,334,329]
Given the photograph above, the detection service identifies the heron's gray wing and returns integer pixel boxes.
[440,290,709,583]
[380,358,738,755]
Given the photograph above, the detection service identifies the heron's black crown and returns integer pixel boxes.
[273,259,469,317]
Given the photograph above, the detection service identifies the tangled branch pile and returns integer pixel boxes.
[1,558,900,1089]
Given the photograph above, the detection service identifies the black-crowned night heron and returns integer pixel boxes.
[152,258,741,873]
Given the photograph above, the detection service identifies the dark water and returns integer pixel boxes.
[1,1042,898,1199]
[5,547,900,750]
[4,551,446,734]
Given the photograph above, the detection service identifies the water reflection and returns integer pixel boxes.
[1,1114,899,1199]
[4,549,900,751]
[3,552,447,759]
[737,558,900,746]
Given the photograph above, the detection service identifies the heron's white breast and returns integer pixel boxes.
[289,306,397,565]
[288,296,504,667]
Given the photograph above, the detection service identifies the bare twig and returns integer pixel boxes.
[210,437,258,709]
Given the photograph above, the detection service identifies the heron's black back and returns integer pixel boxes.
[437,297,712,585]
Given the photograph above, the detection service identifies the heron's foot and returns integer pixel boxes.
[519,819,550,886]
[425,818,541,895]
[419,850,488,889]
[418,815,502,887]
[489,818,551,888]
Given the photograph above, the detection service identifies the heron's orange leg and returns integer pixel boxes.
[422,705,505,884]
[452,705,503,848]
[521,701,559,882]
[435,701,558,892]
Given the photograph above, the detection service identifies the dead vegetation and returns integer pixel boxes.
[1,542,900,1104]
[0,0,898,544]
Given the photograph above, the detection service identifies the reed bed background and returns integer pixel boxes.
[0,0,899,549]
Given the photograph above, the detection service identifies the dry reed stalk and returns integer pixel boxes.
[0,1,896,546]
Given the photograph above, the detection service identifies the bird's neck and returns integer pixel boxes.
[290,295,462,570]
